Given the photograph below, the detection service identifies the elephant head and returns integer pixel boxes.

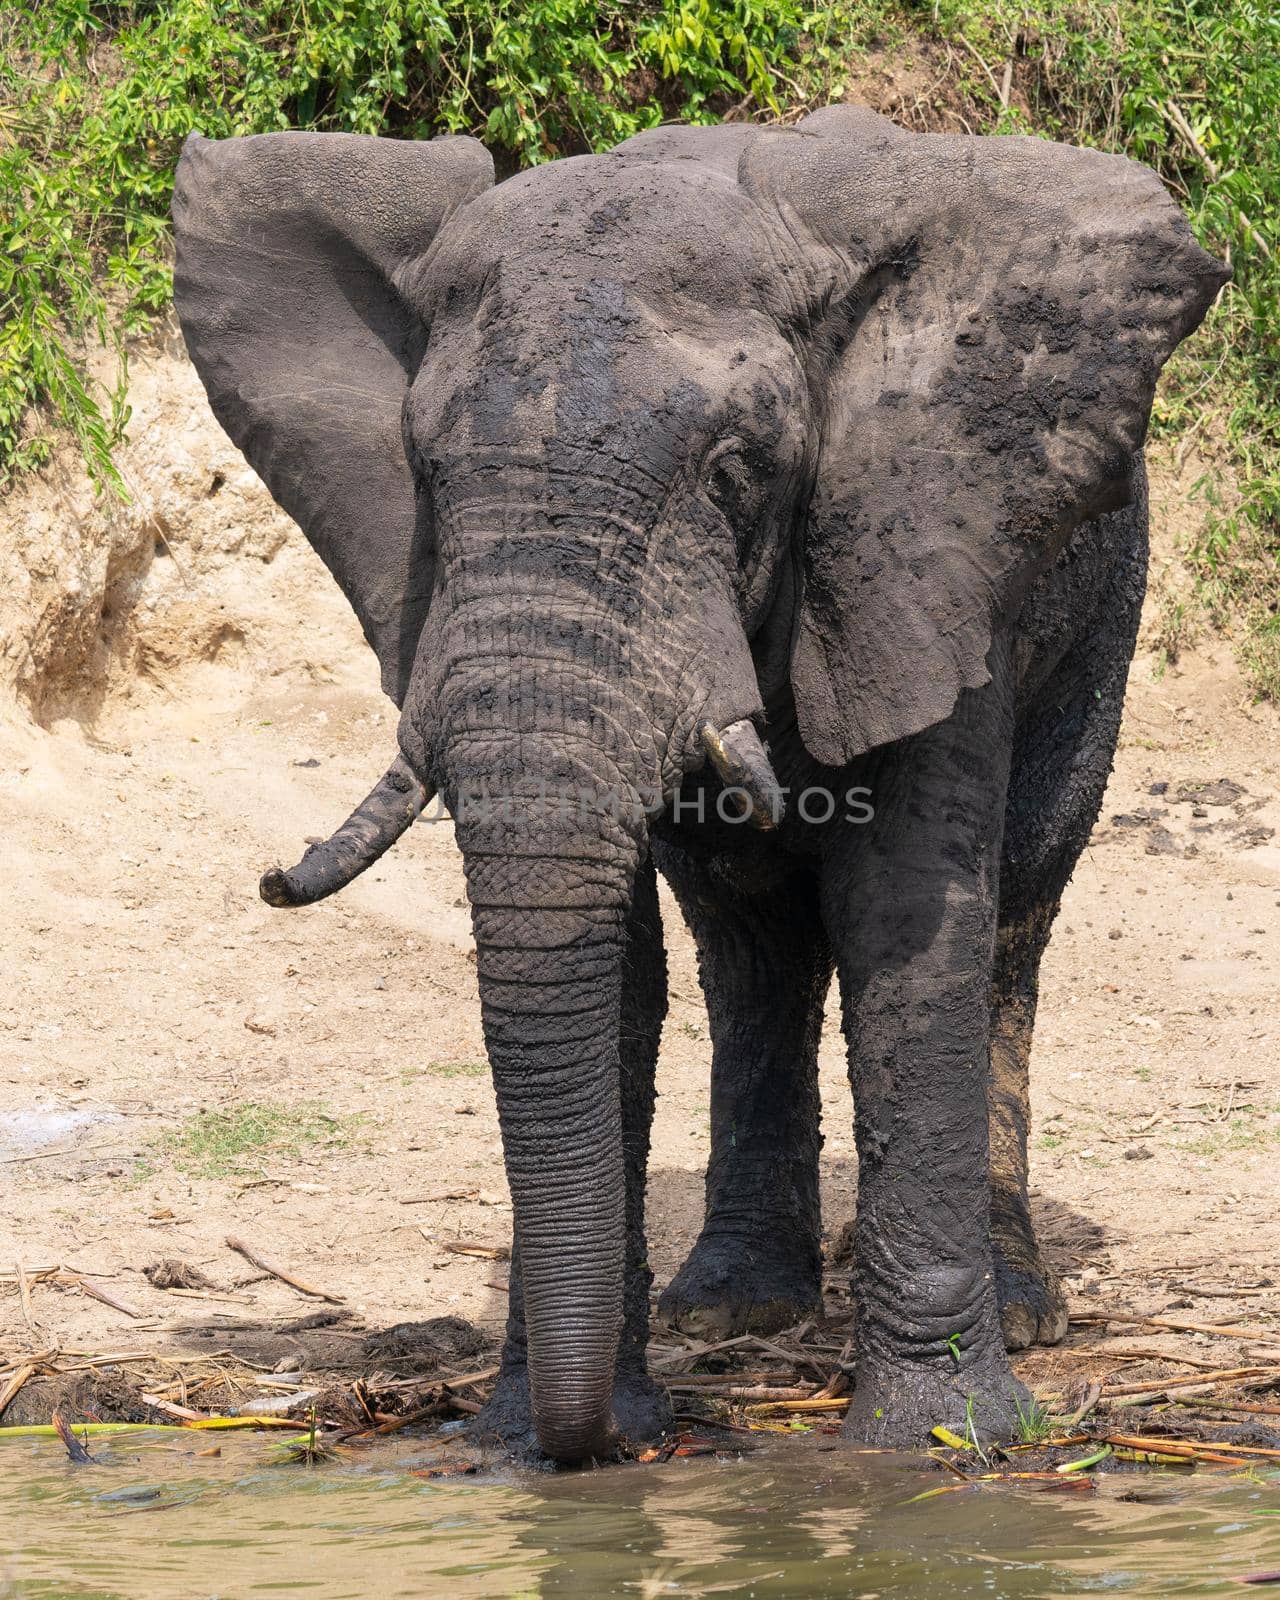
[172,107,1224,1462]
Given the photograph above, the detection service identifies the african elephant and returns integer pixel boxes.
[171,106,1225,1463]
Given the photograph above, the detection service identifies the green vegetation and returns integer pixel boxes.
[961,1393,990,1462]
[3,1,1277,682]
[153,1099,357,1178]
[894,1,1280,695]
[268,1408,338,1465]
[1012,1393,1057,1443]
[1181,1113,1276,1159]
[410,1058,489,1079]
[0,0,856,491]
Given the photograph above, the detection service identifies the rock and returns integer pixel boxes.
[1123,1146,1155,1161]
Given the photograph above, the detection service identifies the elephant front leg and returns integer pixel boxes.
[656,858,831,1340]
[989,914,1068,1352]
[826,668,1030,1448]
[612,852,674,1443]
[475,855,671,1459]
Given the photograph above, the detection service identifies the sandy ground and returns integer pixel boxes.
[2,443,1278,1406]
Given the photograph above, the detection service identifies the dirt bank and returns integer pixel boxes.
[1,338,1277,1429]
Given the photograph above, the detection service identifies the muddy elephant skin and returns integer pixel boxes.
[171,108,1226,1463]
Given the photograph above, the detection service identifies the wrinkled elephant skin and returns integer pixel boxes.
[171,109,1227,1462]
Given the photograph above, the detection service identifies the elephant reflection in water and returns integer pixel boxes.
[172,107,1224,1463]
[496,1449,1103,1597]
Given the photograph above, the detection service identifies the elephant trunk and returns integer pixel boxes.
[419,519,654,1458]
[396,470,777,1459]
[450,738,641,1463]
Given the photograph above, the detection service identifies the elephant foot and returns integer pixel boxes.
[993,1237,1069,1352]
[657,1232,823,1341]
[841,1348,1030,1449]
[470,1361,671,1467]
[840,1259,1030,1448]
[612,1368,675,1449]
[469,1362,544,1465]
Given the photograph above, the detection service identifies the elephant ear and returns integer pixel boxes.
[740,106,1227,765]
[172,130,493,704]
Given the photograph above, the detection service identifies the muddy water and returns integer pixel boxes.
[4,1431,1278,1598]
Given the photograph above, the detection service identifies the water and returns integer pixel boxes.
[4,1431,1278,1598]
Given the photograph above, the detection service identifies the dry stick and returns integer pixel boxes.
[442,1241,509,1261]
[775,1318,816,1345]
[440,1364,500,1392]
[651,1333,759,1373]
[162,1288,255,1305]
[1177,1284,1266,1299]
[0,1362,38,1421]
[1177,1399,1280,1419]
[0,1141,121,1166]
[744,1334,829,1384]
[656,1371,780,1389]
[1063,1381,1104,1429]
[72,1275,143,1320]
[1101,1431,1280,1462]
[954,31,1004,103]
[398,1190,478,1205]
[59,1351,180,1370]
[667,1383,817,1403]
[747,1395,850,1415]
[224,1238,344,1304]
[1118,1446,1262,1468]
[347,1401,453,1439]
[138,1394,209,1422]
[1073,1309,1280,1343]
[1102,1365,1277,1398]
[15,1263,36,1336]
[1162,98,1273,261]
[670,1411,756,1435]
[1092,1347,1249,1370]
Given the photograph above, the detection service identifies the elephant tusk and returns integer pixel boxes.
[259,753,434,908]
[700,718,785,830]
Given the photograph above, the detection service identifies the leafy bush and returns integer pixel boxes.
[904,0,1279,691]
[0,0,860,487]
[2,0,1276,686]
